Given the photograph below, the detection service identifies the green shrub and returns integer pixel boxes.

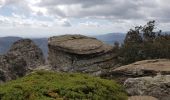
[0,70,127,100]
[118,20,170,65]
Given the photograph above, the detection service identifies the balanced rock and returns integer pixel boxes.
[125,75,170,100]
[48,35,117,75]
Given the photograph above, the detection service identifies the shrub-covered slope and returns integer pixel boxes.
[0,71,127,100]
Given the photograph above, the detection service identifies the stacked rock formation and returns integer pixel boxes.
[0,39,45,83]
[48,35,117,75]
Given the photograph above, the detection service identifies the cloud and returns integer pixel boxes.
[54,18,71,27]
[79,22,100,27]
[34,0,170,24]
[36,0,156,20]
[0,0,5,7]
[1,0,170,22]
[38,0,111,7]
[0,13,72,28]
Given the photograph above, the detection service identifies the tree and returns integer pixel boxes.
[142,20,156,42]
[113,41,120,50]
[118,20,170,65]
[124,26,143,45]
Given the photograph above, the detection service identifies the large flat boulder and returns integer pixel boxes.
[109,59,170,83]
[48,35,112,54]
[125,75,170,100]
[48,35,117,75]
[113,59,170,74]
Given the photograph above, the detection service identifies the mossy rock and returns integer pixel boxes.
[0,70,127,100]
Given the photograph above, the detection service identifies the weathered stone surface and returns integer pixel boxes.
[0,39,45,83]
[109,59,170,83]
[0,53,27,83]
[128,96,158,100]
[125,75,170,100]
[8,39,45,69]
[48,35,117,75]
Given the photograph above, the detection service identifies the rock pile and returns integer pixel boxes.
[0,39,45,83]
[48,35,117,75]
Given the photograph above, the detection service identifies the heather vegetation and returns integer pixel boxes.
[0,70,127,100]
[115,20,170,65]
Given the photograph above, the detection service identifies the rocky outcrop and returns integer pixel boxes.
[125,75,170,100]
[109,59,170,99]
[109,59,170,83]
[128,96,158,100]
[8,39,45,69]
[0,39,45,83]
[48,35,117,75]
[0,53,27,83]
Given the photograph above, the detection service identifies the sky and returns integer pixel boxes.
[0,0,170,37]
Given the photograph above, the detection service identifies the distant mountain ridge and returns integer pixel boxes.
[0,33,126,57]
[0,36,22,55]
[94,33,125,45]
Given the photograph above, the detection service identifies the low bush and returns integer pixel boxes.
[0,70,127,100]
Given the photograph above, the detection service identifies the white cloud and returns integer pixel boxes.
[79,22,100,27]
[0,0,5,7]
[0,15,71,28]
[1,0,170,21]
[53,18,71,27]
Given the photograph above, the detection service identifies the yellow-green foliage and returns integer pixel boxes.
[0,71,127,100]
